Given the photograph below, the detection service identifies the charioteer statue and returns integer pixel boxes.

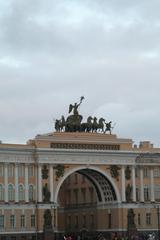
[65,96,84,132]
[68,96,84,116]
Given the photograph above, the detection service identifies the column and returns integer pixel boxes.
[150,167,155,202]
[49,164,54,202]
[15,164,19,202]
[132,166,136,202]
[121,166,126,202]
[140,167,144,202]
[38,164,42,202]
[25,164,29,202]
[4,163,8,202]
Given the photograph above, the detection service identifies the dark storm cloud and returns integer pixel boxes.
[0,0,160,146]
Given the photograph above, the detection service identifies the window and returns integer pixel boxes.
[0,165,3,177]
[108,213,111,228]
[20,215,25,228]
[67,215,71,228]
[8,164,14,177]
[10,215,15,228]
[29,185,34,201]
[143,168,149,177]
[136,188,140,201]
[19,185,25,201]
[146,213,151,225]
[31,215,35,227]
[0,215,4,229]
[154,168,160,177]
[67,190,71,205]
[83,215,86,228]
[0,185,4,201]
[75,216,78,228]
[18,165,24,177]
[67,176,70,185]
[74,189,78,204]
[8,184,14,201]
[29,165,34,177]
[135,168,139,178]
[89,187,94,203]
[74,174,78,184]
[144,186,150,201]
[81,188,86,202]
[91,214,94,228]
[138,213,141,225]
[82,175,85,183]
[155,186,160,201]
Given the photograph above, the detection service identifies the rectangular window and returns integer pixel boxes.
[108,213,111,228]
[146,213,151,225]
[20,215,25,228]
[31,215,35,227]
[135,168,139,178]
[91,214,94,228]
[143,168,149,177]
[29,165,34,177]
[18,165,24,177]
[67,175,70,185]
[89,187,94,203]
[67,215,71,228]
[144,186,150,201]
[154,168,160,177]
[136,188,140,201]
[8,164,14,177]
[74,174,78,184]
[0,215,4,229]
[74,189,78,204]
[0,165,3,177]
[83,215,86,228]
[75,216,78,228]
[10,215,15,228]
[155,186,160,201]
[67,190,71,205]
[82,175,85,183]
[81,188,86,202]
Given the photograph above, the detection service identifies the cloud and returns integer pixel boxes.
[0,0,160,146]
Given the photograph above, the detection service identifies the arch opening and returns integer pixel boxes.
[56,167,119,237]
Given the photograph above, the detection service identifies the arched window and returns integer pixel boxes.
[29,185,34,201]
[0,184,4,201]
[8,184,15,201]
[19,185,25,201]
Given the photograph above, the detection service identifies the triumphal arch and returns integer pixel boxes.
[0,97,160,240]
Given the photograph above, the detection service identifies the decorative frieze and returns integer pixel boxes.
[51,142,120,150]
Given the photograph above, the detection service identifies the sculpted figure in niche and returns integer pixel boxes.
[43,183,51,203]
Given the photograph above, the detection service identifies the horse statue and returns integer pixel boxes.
[80,116,93,132]
[97,118,105,133]
[54,116,66,132]
[92,117,98,132]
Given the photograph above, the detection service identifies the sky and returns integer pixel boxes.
[0,0,160,146]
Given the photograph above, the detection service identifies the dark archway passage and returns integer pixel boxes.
[57,168,118,238]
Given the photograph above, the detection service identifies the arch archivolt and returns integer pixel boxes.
[54,165,121,204]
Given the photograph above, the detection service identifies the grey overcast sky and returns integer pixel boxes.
[0,0,160,146]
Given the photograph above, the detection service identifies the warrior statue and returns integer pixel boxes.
[69,96,84,116]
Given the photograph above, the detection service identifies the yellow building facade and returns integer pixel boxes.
[0,131,160,240]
